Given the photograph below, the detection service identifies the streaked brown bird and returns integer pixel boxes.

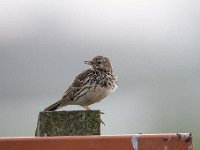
[44,55,118,111]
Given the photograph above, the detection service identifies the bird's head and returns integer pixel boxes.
[84,56,113,73]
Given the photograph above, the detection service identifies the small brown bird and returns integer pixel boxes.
[44,55,118,111]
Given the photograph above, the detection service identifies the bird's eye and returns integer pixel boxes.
[97,61,101,64]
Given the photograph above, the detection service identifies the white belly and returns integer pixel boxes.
[76,85,111,106]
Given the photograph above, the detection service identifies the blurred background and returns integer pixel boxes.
[0,0,199,148]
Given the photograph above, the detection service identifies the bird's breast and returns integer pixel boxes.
[73,72,118,106]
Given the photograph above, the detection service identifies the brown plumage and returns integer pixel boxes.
[44,55,118,111]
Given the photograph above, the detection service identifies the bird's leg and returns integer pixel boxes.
[81,106,104,114]
[100,111,105,114]
[81,105,91,110]
[100,118,105,126]
[81,105,105,125]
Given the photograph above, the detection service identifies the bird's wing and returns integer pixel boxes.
[61,69,94,101]
[44,69,94,111]
[71,69,94,87]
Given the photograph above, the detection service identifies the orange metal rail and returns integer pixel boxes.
[0,133,192,150]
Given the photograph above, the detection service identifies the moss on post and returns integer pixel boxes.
[35,110,101,137]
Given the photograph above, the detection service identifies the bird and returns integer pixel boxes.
[44,55,118,112]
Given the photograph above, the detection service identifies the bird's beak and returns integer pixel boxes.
[84,60,92,65]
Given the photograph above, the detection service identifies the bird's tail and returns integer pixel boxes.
[44,100,63,111]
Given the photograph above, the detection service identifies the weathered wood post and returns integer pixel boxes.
[35,110,101,136]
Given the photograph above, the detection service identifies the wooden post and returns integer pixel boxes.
[35,110,101,136]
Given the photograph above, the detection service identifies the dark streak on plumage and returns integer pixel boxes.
[44,55,118,111]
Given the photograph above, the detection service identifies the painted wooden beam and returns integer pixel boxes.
[0,133,192,150]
